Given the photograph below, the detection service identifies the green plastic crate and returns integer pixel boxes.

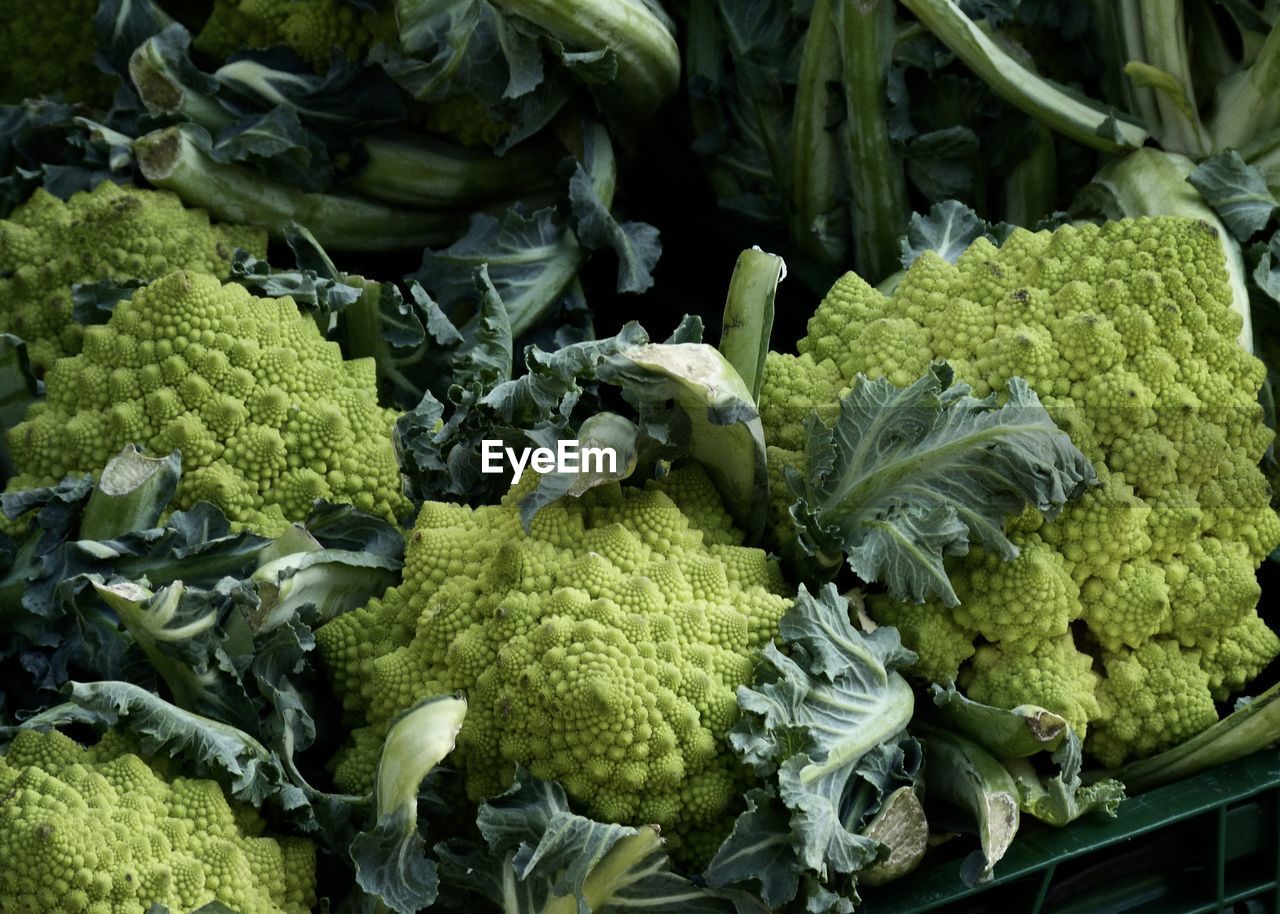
[861,748,1280,914]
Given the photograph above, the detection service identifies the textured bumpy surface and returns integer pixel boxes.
[0,183,267,373]
[195,0,396,71]
[760,216,1280,767]
[317,466,793,860]
[0,0,113,107]
[4,270,411,536]
[0,729,315,914]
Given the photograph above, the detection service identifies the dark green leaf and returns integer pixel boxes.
[898,200,998,268]
[788,364,1095,603]
[1189,150,1279,240]
[722,585,920,911]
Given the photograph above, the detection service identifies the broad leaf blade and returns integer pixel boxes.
[722,585,920,910]
[1189,150,1279,240]
[791,364,1095,604]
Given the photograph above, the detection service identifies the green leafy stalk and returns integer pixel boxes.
[1212,21,1280,153]
[788,363,1095,603]
[897,0,1149,153]
[78,447,181,540]
[597,339,770,540]
[351,695,467,914]
[1004,732,1125,827]
[1001,125,1057,228]
[926,686,1124,828]
[927,682,1071,759]
[347,134,558,208]
[94,579,251,728]
[128,28,235,131]
[437,772,735,914]
[718,248,785,402]
[837,0,908,282]
[710,585,920,911]
[134,125,465,250]
[58,680,302,808]
[494,0,681,117]
[130,28,553,212]
[1123,0,1211,156]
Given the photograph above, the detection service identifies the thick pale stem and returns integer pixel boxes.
[1211,22,1280,151]
[348,134,556,208]
[494,0,680,116]
[1002,125,1057,227]
[1137,0,1212,156]
[135,126,465,251]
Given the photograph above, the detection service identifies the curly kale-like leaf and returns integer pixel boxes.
[710,585,920,912]
[897,200,1011,268]
[437,770,740,914]
[1189,150,1279,241]
[786,363,1095,604]
[57,680,305,810]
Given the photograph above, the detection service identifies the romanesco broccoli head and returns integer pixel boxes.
[4,270,411,535]
[0,183,267,373]
[0,0,114,107]
[195,0,397,71]
[315,465,793,860]
[761,216,1280,765]
[0,728,315,914]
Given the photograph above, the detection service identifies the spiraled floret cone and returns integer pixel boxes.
[316,465,794,862]
[0,183,266,373]
[0,729,314,914]
[762,216,1280,765]
[4,270,411,536]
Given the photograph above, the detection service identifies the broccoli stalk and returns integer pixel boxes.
[352,696,467,914]
[134,124,466,250]
[347,134,558,208]
[789,0,845,264]
[129,32,559,210]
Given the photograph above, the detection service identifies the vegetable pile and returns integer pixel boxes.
[2,2,1280,914]
[759,215,1280,766]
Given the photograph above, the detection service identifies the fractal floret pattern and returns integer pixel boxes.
[760,217,1280,766]
[316,466,793,859]
[4,270,411,536]
[0,728,315,914]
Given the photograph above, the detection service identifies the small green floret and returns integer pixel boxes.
[4,270,411,535]
[316,466,793,860]
[0,728,315,914]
